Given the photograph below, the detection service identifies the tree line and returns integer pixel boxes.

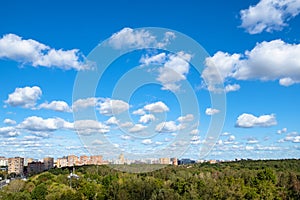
[0,159,299,199]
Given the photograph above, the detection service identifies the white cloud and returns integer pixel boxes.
[128,124,147,133]
[18,116,73,132]
[203,39,300,90]
[228,135,236,141]
[38,100,71,112]
[108,28,175,50]
[240,0,300,34]
[247,138,259,144]
[155,121,178,133]
[132,108,146,115]
[142,139,152,145]
[106,116,119,125]
[190,129,199,135]
[98,99,129,116]
[277,127,287,134]
[140,51,192,91]
[5,86,42,108]
[140,53,166,66]
[0,126,20,137]
[74,120,109,135]
[205,108,220,115]
[92,140,103,145]
[225,84,240,92]
[222,132,230,136]
[120,135,131,140]
[72,97,99,111]
[119,121,134,128]
[236,113,277,128]
[0,33,89,70]
[139,114,155,124]
[157,51,192,92]
[177,114,194,123]
[3,118,17,125]
[144,101,169,113]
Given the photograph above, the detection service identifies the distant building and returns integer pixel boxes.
[8,157,24,175]
[0,157,8,166]
[79,155,89,165]
[56,157,68,168]
[171,158,178,165]
[67,155,79,166]
[43,157,54,170]
[89,155,103,165]
[178,158,195,165]
[28,161,44,175]
[159,157,171,165]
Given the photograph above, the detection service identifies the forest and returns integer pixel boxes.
[0,159,299,200]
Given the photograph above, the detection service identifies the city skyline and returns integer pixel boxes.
[0,0,300,161]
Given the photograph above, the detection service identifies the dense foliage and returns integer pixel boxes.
[0,159,299,199]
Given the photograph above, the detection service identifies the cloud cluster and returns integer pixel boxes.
[203,39,300,91]
[108,28,175,50]
[5,86,42,108]
[205,108,220,115]
[240,0,300,34]
[236,113,277,128]
[140,51,192,92]
[98,99,129,116]
[0,33,90,70]
[38,100,71,112]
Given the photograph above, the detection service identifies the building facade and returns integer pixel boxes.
[8,157,24,175]
[43,157,54,170]
[27,161,44,175]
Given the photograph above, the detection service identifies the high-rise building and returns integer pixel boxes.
[89,155,103,165]
[27,161,44,175]
[56,157,68,168]
[171,157,178,166]
[159,157,171,165]
[43,157,54,170]
[8,157,24,175]
[0,157,8,166]
[67,155,79,166]
[80,155,89,165]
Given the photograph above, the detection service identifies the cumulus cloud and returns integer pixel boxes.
[72,97,99,111]
[139,114,155,124]
[0,33,90,70]
[3,118,17,125]
[225,84,240,92]
[203,39,300,90]
[5,86,42,108]
[128,124,147,133]
[236,113,277,128]
[144,101,169,113]
[142,51,192,92]
[205,108,220,115]
[38,100,71,112]
[277,127,287,134]
[177,114,194,122]
[190,129,199,135]
[18,116,73,133]
[73,120,109,135]
[155,121,179,133]
[132,108,146,115]
[0,126,20,137]
[105,116,119,125]
[108,27,175,50]
[98,99,129,116]
[142,139,152,145]
[240,0,300,34]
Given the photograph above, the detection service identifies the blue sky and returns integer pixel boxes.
[0,0,300,161]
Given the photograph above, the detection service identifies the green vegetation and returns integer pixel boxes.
[0,159,300,199]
